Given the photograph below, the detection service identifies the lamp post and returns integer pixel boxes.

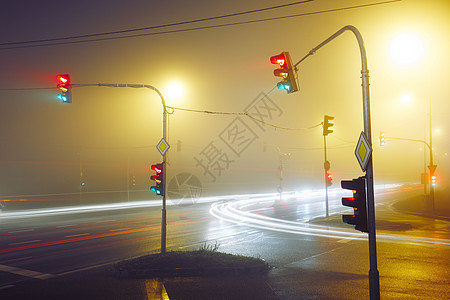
[294,25,379,299]
[71,82,169,254]
[428,99,436,210]
[381,97,436,210]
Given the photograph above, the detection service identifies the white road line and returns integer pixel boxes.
[8,240,41,246]
[66,233,90,238]
[57,261,116,277]
[2,256,34,265]
[0,264,54,280]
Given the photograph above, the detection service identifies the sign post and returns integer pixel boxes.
[293,26,380,299]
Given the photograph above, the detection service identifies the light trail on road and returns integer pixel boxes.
[209,190,450,247]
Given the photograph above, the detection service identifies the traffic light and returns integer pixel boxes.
[56,74,71,103]
[323,115,334,136]
[431,175,437,187]
[326,172,332,187]
[130,175,136,189]
[341,176,368,233]
[150,163,164,196]
[270,51,299,94]
[379,132,386,146]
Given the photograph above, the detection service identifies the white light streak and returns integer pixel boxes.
[209,191,450,247]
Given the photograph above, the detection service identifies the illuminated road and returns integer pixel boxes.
[210,186,450,246]
[0,184,449,298]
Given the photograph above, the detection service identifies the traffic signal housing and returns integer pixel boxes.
[270,51,299,94]
[323,115,334,136]
[150,163,164,196]
[56,74,71,103]
[341,176,368,233]
[379,132,386,146]
[326,172,332,187]
[431,175,437,187]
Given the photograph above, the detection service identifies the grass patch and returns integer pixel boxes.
[111,248,270,279]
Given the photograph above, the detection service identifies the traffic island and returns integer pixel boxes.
[110,249,270,278]
[110,249,277,299]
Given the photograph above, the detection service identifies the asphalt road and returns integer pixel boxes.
[0,184,449,299]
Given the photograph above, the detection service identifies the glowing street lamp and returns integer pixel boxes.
[165,81,184,100]
[389,33,424,65]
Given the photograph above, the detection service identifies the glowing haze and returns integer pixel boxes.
[0,0,449,200]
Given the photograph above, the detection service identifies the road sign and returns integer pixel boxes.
[324,160,330,171]
[157,138,170,156]
[428,164,437,175]
[355,131,372,172]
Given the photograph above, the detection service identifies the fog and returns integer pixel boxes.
[0,0,449,203]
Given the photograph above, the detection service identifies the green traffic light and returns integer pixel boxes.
[277,82,291,91]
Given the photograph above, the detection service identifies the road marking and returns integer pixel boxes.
[145,279,170,300]
[2,256,34,264]
[0,264,54,280]
[8,240,41,246]
[66,233,90,238]
[57,261,115,277]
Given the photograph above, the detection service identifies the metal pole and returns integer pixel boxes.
[428,98,435,210]
[145,85,168,255]
[279,154,283,201]
[127,153,130,202]
[295,25,380,299]
[324,135,329,217]
[424,139,427,195]
[355,27,380,300]
[74,83,168,254]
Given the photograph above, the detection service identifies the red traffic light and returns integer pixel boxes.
[326,172,332,187]
[270,54,286,68]
[270,51,299,94]
[150,163,164,196]
[341,177,368,233]
[151,164,163,175]
[56,74,71,103]
[56,74,70,92]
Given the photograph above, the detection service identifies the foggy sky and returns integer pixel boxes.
[1,0,449,198]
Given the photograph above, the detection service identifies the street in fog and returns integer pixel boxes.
[1,0,449,299]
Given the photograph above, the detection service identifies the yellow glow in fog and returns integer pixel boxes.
[389,33,424,65]
[166,82,184,100]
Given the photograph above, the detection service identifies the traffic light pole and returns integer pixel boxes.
[379,134,435,208]
[428,100,435,210]
[294,25,380,299]
[72,83,168,255]
[323,135,329,217]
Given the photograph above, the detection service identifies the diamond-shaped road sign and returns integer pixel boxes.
[355,131,372,172]
[157,138,170,156]
[428,164,437,175]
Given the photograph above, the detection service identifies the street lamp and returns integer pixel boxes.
[165,81,184,101]
[389,33,424,65]
[55,79,170,254]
